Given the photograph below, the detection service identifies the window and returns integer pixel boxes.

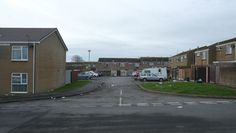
[144,70,151,73]
[180,56,184,62]
[196,52,200,57]
[12,46,28,61]
[217,47,222,51]
[149,62,154,66]
[226,45,232,55]
[120,63,125,67]
[134,63,140,67]
[11,73,28,93]
[177,57,181,62]
[202,52,207,60]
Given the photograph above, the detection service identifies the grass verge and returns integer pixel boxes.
[142,81,236,97]
[53,80,90,93]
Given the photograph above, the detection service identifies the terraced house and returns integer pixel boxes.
[0,28,68,95]
[67,57,169,77]
[192,45,216,83]
[98,58,140,76]
[169,49,196,80]
[213,38,236,87]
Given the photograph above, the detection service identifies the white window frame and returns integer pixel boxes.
[149,62,154,66]
[226,45,232,55]
[202,52,207,60]
[11,46,28,61]
[134,63,140,67]
[196,52,200,57]
[120,63,125,67]
[11,73,28,93]
[184,55,187,59]
[180,56,184,62]
[217,47,222,51]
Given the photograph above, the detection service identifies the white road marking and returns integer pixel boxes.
[119,89,123,106]
[83,105,97,108]
[166,102,182,106]
[177,106,183,109]
[216,100,231,104]
[101,104,114,107]
[119,97,122,106]
[137,103,149,106]
[152,103,164,106]
[120,104,132,107]
[199,101,217,104]
[184,101,198,105]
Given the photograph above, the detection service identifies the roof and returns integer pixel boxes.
[0,28,68,50]
[140,57,169,62]
[172,47,199,57]
[194,46,209,53]
[216,37,236,45]
[98,58,140,63]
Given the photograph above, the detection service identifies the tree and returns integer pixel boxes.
[71,55,84,62]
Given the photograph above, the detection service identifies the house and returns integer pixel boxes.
[66,57,169,77]
[98,58,140,76]
[192,45,216,82]
[0,28,68,95]
[213,37,236,87]
[169,49,196,80]
[139,57,169,68]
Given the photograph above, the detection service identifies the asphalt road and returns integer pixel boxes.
[1,77,236,133]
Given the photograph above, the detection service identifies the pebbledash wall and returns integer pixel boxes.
[0,28,67,96]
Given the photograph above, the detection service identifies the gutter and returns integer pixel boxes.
[213,60,236,64]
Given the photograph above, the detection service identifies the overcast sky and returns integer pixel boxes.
[1,0,236,61]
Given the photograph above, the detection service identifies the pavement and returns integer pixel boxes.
[1,77,236,133]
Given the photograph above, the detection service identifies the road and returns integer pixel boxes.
[1,77,236,133]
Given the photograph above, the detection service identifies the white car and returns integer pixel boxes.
[89,71,99,77]
[139,67,167,82]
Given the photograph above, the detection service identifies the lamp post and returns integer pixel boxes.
[88,50,91,62]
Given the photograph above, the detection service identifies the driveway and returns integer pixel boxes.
[1,77,236,133]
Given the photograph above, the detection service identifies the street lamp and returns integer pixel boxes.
[88,50,91,61]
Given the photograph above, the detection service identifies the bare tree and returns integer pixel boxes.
[71,55,84,62]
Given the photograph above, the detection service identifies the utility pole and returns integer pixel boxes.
[88,50,91,61]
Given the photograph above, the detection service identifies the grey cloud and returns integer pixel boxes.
[1,0,236,61]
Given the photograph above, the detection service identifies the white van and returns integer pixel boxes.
[140,67,167,82]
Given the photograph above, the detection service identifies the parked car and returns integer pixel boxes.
[98,72,103,77]
[89,71,99,77]
[139,67,167,82]
[78,71,93,80]
[132,71,141,80]
[132,71,140,77]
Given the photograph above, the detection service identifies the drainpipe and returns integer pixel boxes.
[32,43,36,94]
[235,44,236,60]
